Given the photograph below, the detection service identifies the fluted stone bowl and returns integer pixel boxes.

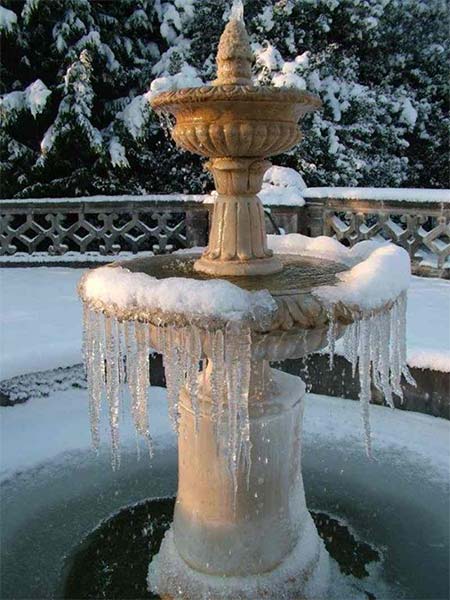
[150,86,321,158]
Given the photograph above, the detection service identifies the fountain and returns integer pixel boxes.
[78,3,413,598]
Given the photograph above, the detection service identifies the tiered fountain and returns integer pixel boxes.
[78,3,412,599]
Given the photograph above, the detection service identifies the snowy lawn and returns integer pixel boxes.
[1,266,449,381]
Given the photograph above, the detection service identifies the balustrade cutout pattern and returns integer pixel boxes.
[1,194,448,277]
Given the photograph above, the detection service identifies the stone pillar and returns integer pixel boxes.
[194,158,283,276]
[148,364,329,599]
[185,208,209,248]
[306,198,326,238]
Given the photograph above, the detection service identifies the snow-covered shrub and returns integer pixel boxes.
[0,0,448,198]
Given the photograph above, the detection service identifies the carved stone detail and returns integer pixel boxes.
[0,200,208,259]
[172,120,301,159]
[318,199,450,273]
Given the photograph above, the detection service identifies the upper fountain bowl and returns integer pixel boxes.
[150,15,321,159]
[150,85,321,158]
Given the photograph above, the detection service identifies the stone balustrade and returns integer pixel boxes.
[1,189,449,277]
[304,188,450,278]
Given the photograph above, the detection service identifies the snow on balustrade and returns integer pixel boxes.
[80,235,412,473]
[302,187,450,203]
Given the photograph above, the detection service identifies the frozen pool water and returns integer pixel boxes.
[1,386,449,599]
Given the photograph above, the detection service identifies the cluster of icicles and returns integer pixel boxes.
[82,291,413,476]
[327,290,415,455]
[82,305,252,480]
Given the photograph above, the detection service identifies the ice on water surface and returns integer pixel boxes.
[82,289,412,473]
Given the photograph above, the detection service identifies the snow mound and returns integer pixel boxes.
[0,80,51,120]
[81,265,276,323]
[148,64,204,100]
[259,166,306,206]
[0,6,17,32]
[268,234,411,311]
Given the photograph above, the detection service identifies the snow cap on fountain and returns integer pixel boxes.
[214,0,253,86]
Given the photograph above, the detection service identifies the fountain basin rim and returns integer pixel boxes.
[150,84,322,113]
[77,251,401,334]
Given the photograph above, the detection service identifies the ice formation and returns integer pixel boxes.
[80,235,413,468]
[327,291,415,455]
[82,303,255,483]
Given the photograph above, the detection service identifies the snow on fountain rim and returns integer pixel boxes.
[79,266,277,324]
[268,234,411,312]
[79,235,410,323]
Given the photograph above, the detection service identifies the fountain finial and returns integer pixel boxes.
[214,1,253,86]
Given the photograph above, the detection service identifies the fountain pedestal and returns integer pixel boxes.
[148,365,329,599]
[193,158,282,276]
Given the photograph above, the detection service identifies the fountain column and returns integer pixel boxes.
[195,158,283,276]
[147,4,329,597]
[148,362,330,598]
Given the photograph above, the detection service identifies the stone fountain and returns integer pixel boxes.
[78,3,412,599]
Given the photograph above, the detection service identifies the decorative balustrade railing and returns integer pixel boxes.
[304,188,450,277]
[1,189,449,277]
[0,195,209,261]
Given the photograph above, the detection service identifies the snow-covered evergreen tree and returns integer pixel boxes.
[0,0,448,198]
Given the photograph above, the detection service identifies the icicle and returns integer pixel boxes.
[209,328,226,444]
[390,297,405,399]
[135,321,152,454]
[342,319,359,377]
[335,291,415,455]
[82,303,91,376]
[162,326,184,433]
[326,308,337,368]
[399,291,416,387]
[369,312,382,392]
[124,321,152,457]
[124,320,137,421]
[358,318,372,457]
[84,308,104,450]
[378,309,394,408]
[184,325,202,431]
[117,320,126,386]
[224,321,252,500]
[104,316,121,470]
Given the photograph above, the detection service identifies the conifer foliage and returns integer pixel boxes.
[0,0,448,198]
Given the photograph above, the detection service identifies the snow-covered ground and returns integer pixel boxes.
[0,267,84,380]
[0,266,448,381]
[0,385,173,480]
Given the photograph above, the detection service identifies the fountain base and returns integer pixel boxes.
[193,254,283,277]
[148,520,330,600]
[148,369,330,600]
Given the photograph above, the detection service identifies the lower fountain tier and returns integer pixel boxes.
[148,367,330,600]
[84,252,352,341]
